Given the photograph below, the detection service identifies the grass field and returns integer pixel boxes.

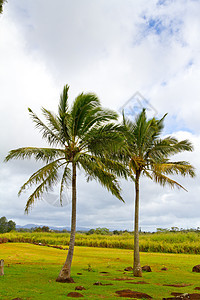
[1,243,200,299]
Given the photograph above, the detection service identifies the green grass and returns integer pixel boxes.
[1,243,200,299]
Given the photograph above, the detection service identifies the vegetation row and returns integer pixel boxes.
[1,231,200,254]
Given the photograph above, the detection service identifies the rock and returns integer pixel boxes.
[124,266,133,271]
[115,289,152,298]
[100,271,110,274]
[163,293,200,300]
[161,267,168,271]
[75,286,86,291]
[93,281,103,285]
[142,265,152,272]
[67,292,84,297]
[193,265,200,273]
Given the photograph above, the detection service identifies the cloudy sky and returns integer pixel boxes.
[0,0,200,231]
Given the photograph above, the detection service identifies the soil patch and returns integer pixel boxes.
[93,281,113,286]
[115,289,152,298]
[195,288,200,291]
[127,281,149,284]
[100,271,110,274]
[113,277,134,281]
[67,292,84,297]
[163,284,192,287]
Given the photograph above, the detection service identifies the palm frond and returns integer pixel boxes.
[79,153,124,202]
[84,123,125,155]
[153,161,195,178]
[5,147,65,163]
[79,107,118,137]
[28,108,62,146]
[18,159,65,196]
[24,166,60,214]
[152,171,187,191]
[42,108,61,135]
[70,93,100,137]
[58,85,71,142]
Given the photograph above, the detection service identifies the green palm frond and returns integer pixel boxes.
[0,0,6,14]
[18,159,65,196]
[24,166,59,214]
[79,153,124,201]
[58,85,69,118]
[28,108,62,146]
[42,108,61,135]
[58,85,71,142]
[84,123,125,155]
[79,107,118,137]
[153,161,195,178]
[70,93,101,137]
[5,147,65,163]
[152,171,186,191]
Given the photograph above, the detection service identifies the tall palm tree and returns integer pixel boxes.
[122,109,195,277]
[5,85,127,282]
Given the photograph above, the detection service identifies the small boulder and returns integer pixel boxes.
[192,265,200,273]
[124,266,133,271]
[75,286,86,291]
[142,265,152,272]
[93,281,103,285]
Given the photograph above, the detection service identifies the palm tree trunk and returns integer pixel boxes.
[133,170,142,277]
[56,162,77,282]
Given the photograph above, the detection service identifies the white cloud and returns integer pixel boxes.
[0,0,200,231]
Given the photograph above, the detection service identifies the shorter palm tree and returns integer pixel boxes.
[5,85,127,282]
[122,109,195,277]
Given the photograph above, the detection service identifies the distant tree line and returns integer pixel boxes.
[0,216,16,233]
[156,227,200,233]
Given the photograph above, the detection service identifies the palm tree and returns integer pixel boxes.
[5,85,127,282]
[122,109,195,277]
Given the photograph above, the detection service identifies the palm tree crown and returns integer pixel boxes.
[123,109,195,186]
